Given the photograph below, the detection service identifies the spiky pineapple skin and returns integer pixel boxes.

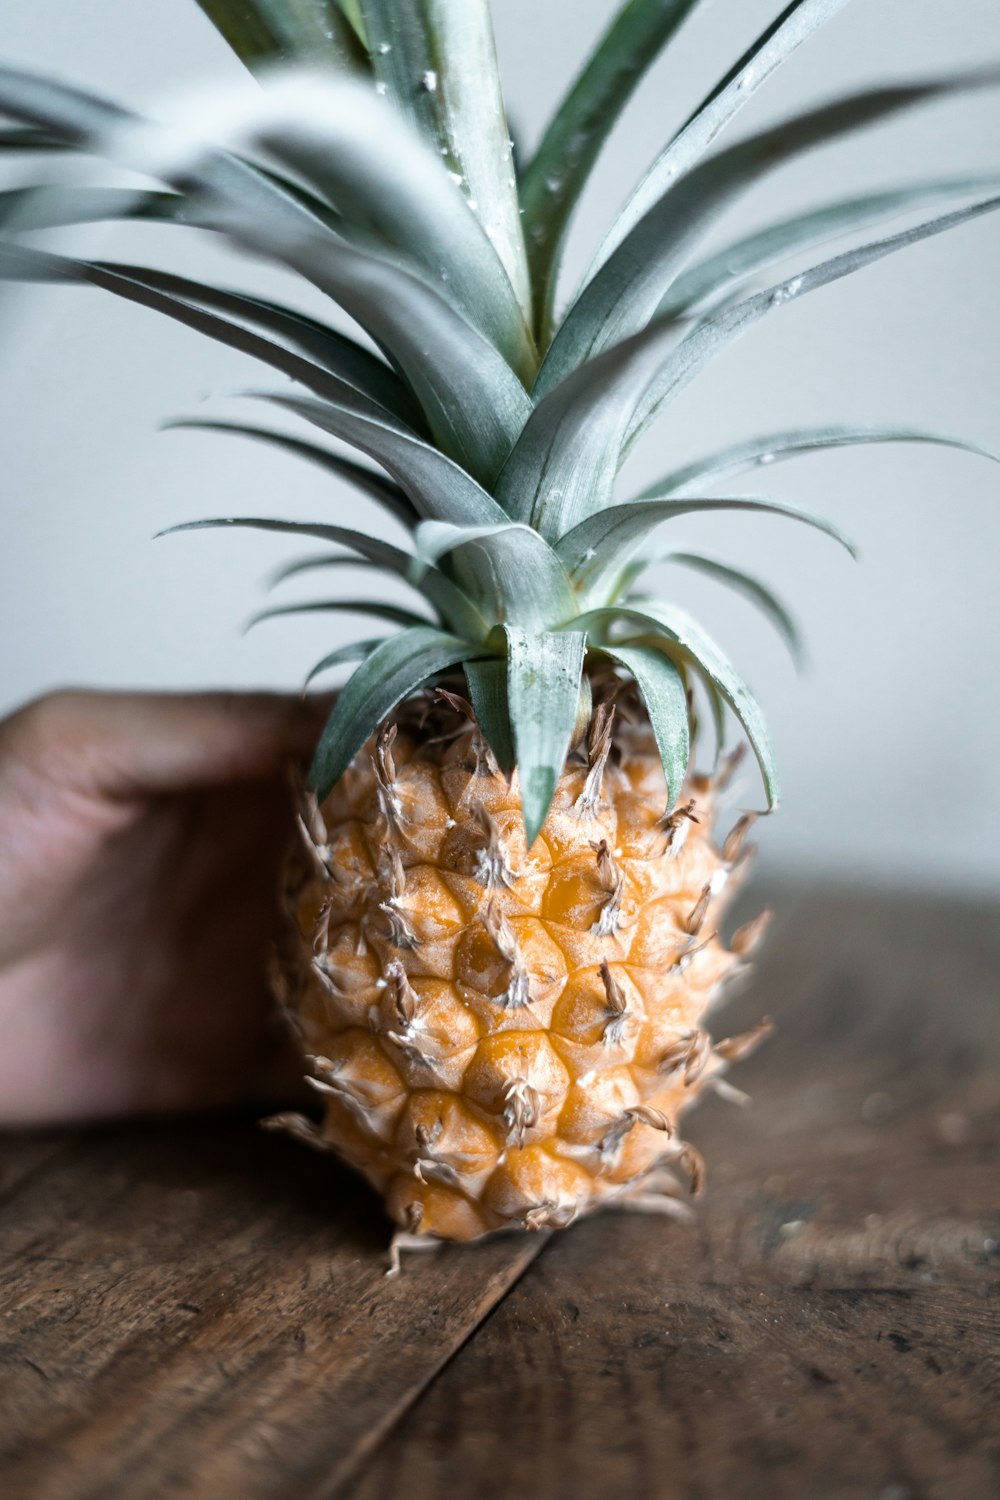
[270,695,767,1244]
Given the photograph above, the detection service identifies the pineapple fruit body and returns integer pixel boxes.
[272,691,768,1244]
[3,2,987,1253]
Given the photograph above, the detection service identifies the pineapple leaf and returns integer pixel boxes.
[0,63,130,144]
[0,184,196,232]
[268,553,385,586]
[628,192,1000,447]
[561,494,855,601]
[579,602,778,808]
[543,71,1000,388]
[193,0,368,72]
[701,675,728,768]
[0,243,421,428]
[510,192,1000,528]
[596,641,690,809]
[464,658,516,775]
[592,0,853,269]
[107,267,423,424]
[241,78,534,381]
[519,0,703,345]
[247,598,433,632]
[0,126,65,151]
[337,1,367,47]
[164,420,419,528]
[0,165,350,242]
[258,393,512,529]
[497,333,648,537]
[309,628,478,799]
[0,65,530,486]
[411,520,578,630]
[304,637,387,685]
[631,553,805,666]
[159,516,485,640]
[640,425,1000,496]
[359,0,530,320]
[658,174,1000,320]
[504,627,587,846]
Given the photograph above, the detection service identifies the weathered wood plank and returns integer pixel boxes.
[0,1120,544,1499]
[346,887,1000,1500]
[0,1132,71,1210]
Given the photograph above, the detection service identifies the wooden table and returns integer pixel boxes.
[1,886,997,1499]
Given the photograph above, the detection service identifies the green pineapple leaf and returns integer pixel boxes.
[304,637,388,686]
[644,425,1000,497]
[658,174,1000,320]
[519,0,703,345]
[246,598,433,632]
[0,243,424,429]
[411,520,578,631]
[504,627,587,845]
[592,0,853,268]
[579,602,779,808]
[359,0,530,319]
[163,421,419,529]
[0,126,65,151]
[193,0,368,72]
[464,658,516,775]
[542,72,1000,390]
[0,65,531,485]
[0,184,196,232]
[560,494,855,602]
[630,553,805,666]
[267,553,387,586]
[257,394,511,529]
[503,190,1000,530]
[241,77,534,380]
[159,516,485,640]
[309,628,479,799]
[596,640,690,809]
[628,192,1000,447]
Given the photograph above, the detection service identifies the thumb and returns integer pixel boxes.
[3,689,335,799]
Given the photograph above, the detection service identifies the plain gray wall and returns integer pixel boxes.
[2,0,999,890]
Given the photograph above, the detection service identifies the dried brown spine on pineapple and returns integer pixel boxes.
[381,960,435,1069]
[656,1027,713,1086]
[373,848,418,949]
[481,900,532,1009]
[731,909,772,956]
[574,702,615,818]
[589,838,625,936]
[598,1102,672,1163]
[503,1077,541,1145]
[683,881,713,937]
[722,811,757,863]
[715,1017,775,1062]
[658,797,699,857]
[436,687,502,778]
[598,960,631,1047]
[260,1111,333,1151]
[470,800,518,889]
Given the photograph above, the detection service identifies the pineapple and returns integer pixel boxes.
[1,0,997,1254]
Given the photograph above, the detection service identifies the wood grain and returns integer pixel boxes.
[346,888,1000,1500]
[0,1121,543,1499]
[0,1132,70,1210]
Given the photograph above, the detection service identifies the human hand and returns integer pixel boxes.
[0,690,328,1126]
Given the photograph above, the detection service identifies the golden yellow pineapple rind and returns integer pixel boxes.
[270,690,770,1245]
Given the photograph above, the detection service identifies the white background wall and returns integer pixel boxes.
[2,0,999,890]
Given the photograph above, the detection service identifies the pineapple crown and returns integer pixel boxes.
[1,0,998,841]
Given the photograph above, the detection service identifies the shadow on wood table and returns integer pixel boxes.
[1,885,997,1499]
